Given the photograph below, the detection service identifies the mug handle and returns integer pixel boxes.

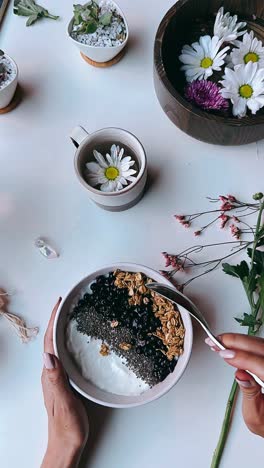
[70,126,89,148]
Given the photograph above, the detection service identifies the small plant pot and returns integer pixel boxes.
[70,126,147,211]
[0,54,18,110]
[67,1,128,64]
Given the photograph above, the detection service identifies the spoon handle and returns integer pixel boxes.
[205,330,264,388]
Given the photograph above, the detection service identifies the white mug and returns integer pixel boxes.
[70,126,147,211]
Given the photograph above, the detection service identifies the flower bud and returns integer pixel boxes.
[253,192,263,200]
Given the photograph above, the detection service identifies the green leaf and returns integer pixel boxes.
[90,1,99,19]
[99,11,112,25]
[222,261,249,280]
[14,0,59,24]
[26,13,38,25]
[235,313,262,328]
[85,19,97,33]
[247,248,264,274]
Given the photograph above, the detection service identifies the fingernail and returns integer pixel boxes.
[43,352,55,369]
[219,349,236,359]
[236,378,253,388]
[205,337,215,347]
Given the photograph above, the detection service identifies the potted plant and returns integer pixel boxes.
[0,50,18,110]
[68,0,128,63]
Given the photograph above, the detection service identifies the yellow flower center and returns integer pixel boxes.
[239,84,253,98]
[244,52,259,64]
[105,166,119,180]
[200,57,213,68]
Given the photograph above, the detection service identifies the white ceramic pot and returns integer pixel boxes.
[70,126,147,211]
[54,263,193,408]
[67,1,128,63]
[0,54,18,109]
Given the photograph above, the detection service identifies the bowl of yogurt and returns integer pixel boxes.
[0,52,18,109]
[54,263,193,408]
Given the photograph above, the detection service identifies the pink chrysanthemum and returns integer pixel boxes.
[185,80,229,111]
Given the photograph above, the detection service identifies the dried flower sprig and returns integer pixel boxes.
[0,289,38,343]
[161,192,264,468]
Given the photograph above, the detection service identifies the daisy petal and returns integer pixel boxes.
[100,181,115,192]
[93,150,108,168]
[86,162,101,173]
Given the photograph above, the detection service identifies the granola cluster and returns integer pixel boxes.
[114,270,149,305]
[151,293,185,361]
[100,343,110,356]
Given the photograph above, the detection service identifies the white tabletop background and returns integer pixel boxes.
[1,1,264,467]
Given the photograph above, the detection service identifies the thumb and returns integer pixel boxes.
[43,352,70,392]
[235,370,263,432]
[235,370,261,398]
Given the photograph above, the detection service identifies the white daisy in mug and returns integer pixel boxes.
[230,31,264,68]
[220,61,264,117]
[85,144,137,192]
[179,35,229,82]
[214,7,247,44]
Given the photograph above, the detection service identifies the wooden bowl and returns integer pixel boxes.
[154,0,264,146]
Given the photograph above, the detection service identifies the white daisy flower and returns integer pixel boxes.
[214,7,247,44]
[85,144,137,192]
[220,61,264,117]
[230,31,264,67]
[179,35,229,82]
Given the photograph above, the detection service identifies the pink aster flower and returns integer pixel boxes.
[185,80,229,111]
[194,230,201,236]
[232,216,240,223]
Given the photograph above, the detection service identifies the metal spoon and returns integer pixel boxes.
[147,282,264,388]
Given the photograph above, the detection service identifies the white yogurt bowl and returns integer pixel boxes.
[67,1,129,63]
[54,263,193,408]
[0,54,18,109]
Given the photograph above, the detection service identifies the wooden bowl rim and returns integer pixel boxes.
[154,0,264,127]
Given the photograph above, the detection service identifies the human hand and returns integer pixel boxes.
[41,298,89,468]
[205,333,264,437]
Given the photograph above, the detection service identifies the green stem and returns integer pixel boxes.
[210,380,238,468]
[250,201,264,267]
[46,14,59,20]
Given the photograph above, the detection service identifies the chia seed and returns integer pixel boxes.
[71,1,127,48]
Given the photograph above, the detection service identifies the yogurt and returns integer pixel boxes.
[66,320,150,396]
